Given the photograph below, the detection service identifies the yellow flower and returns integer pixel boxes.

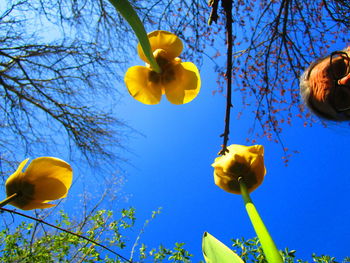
[212,145,266,194]
[5,157,73,210]
[124,30,201,105]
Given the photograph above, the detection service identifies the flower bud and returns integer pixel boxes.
[5,157,73,210]
[212,144,266,194]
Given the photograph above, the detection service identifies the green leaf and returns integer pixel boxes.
[202,232,244,263]
[108,0,161,73]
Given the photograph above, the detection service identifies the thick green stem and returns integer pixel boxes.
[0,193,19,208]
[238,177,284,263]
[108,0,161,73]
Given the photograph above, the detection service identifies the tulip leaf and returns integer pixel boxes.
[108,0,161,73]
[202,232,244,263]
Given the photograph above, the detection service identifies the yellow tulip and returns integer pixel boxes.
[5,157,73,210]
[125,30,201,105]
[212,144,266,194]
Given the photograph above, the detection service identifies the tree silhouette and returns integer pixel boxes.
[204,0,349,157]
[147,0,349,158]
[1,0,348,168]
[0,0,134,169]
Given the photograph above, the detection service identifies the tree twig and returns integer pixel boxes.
[208,0,219,25]
[0,207,132,263]
[219,0,233,155]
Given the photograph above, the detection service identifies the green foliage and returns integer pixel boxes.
[1,209,349,262]
[0,208,193,263]
[108,0,161,73]
[167,243,193,262]
[231,237,350,263]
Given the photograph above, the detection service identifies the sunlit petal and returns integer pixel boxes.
[5,158,29,192]
[164,62,201,105]
[138,30,183,62]
[24,157,72,200]
[125,66,162,105]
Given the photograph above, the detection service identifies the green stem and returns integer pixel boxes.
[238,177,284,263]
[0,193,19,208]
[108,0,161,73]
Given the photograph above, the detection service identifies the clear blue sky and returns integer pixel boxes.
[2,1,349,261]
[117,46,350,261]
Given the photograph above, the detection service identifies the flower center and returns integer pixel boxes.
[148,49,181,84]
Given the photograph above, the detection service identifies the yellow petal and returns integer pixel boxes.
[5,159,29,200]
[5,158,30,197]
[23,157,73,200]
[124,66,162,105]
[164,62,201,105]
[138,30,183,63]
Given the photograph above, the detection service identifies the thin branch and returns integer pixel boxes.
[0,207,132,262]
[219,0,233,155]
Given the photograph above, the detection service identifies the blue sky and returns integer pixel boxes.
[1,1,349,261]
[116,48,350,261]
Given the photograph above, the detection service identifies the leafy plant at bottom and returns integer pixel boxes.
[0,208,349,262]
